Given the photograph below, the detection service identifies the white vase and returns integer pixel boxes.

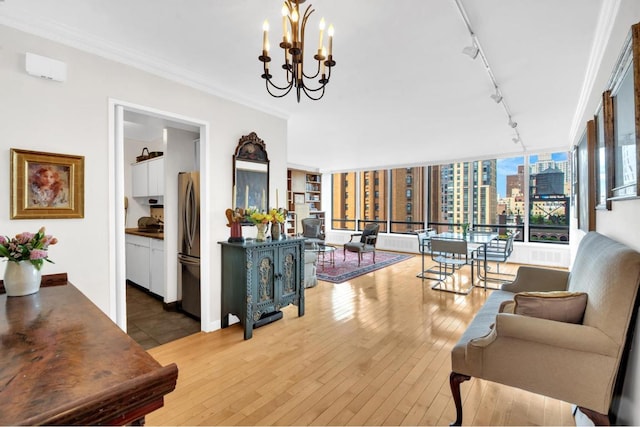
[256,223,268,241]
[3,261,42,297]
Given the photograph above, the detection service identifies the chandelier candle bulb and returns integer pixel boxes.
[328,25,334,56]
[318,17,325,50]
[262,20,269,52]
[281,6,288,37]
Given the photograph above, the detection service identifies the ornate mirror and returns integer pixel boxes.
[233,132,269,211]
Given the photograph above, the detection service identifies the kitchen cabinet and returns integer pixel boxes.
[219,237,305,339]
[131,157,164,198]
[125,233,164,298]
[126,234,150,290]
[149,239,165,297]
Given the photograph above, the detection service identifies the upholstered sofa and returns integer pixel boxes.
[304,250,317,288]
[449,232,640,426]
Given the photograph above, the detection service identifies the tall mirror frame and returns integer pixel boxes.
[233,132,269,212]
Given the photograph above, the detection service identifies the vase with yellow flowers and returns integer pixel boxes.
[268,208,286,240]
[245,208,270,241]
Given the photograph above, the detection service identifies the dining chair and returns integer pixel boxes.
[475,231,517,287]
[430,237,473,295]
[416,229,438,279]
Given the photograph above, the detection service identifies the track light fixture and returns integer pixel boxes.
[462,44,479,59]
[259,0,336,102]
[455,0,525,150]
[490,87,502,103]
[512,137,520,144]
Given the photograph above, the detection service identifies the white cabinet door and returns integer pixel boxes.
[125,235,150,290]
[131,162,148,197]
[147,158,164,197]
[149,239,165,297]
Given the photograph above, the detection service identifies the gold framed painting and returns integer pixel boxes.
[11,148,84,219]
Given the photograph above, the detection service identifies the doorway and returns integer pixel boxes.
[110,99,211,343]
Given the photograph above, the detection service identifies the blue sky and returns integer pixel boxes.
[496,152,568,198]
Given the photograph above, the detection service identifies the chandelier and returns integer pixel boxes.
[259,0,335,102]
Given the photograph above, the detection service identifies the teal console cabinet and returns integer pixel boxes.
[219,237,305,339]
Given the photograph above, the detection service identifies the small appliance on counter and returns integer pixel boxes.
[178,171,201,319]
[137,216,163,232]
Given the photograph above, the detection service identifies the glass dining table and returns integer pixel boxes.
[431,230,499,291]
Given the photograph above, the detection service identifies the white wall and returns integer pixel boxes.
[570,1,640,424]
[0,24,288,332]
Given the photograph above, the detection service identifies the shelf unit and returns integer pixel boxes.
[287,169,324,235]
[305,173,322,212]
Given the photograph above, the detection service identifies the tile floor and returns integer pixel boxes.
[126,284,200,350]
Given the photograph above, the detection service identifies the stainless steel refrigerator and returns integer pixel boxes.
[178,171,200,319]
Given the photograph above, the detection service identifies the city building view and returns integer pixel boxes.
[332,152,570,243]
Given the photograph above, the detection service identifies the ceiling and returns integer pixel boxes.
[0,0,606,172]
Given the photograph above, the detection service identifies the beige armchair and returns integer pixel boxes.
[449,232,640,426]
[343,223,379,266]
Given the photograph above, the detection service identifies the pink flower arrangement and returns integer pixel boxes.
[0,227,57,270]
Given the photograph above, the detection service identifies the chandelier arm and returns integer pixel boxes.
[300,82,327,93]
[265,77,295,92]
[301,84,326,101]
[266,80,295,98]
[302,60,321,79]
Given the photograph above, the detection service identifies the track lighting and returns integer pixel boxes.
[512,137,519,144]
[490,88,502,103]
[462,44,479,59]
[508,118,517,128]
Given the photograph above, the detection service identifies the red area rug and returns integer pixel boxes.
[316,249,413,284]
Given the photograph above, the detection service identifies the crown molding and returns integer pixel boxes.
[568,0,621,145]
[0,9,289,120]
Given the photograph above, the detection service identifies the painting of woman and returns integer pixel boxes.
[28,164,70,208]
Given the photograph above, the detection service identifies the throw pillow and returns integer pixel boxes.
[499,300,515,314]
[513,291,588,324]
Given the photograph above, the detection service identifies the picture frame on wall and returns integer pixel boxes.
[293,192,305,205]
[11,148,85,219]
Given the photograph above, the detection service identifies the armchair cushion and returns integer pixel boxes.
[360,227,376,244]
[512,291,588,324]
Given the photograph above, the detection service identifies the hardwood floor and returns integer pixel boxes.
[146,254,574,426]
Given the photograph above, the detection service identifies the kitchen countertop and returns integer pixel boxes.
[125,228,164,240]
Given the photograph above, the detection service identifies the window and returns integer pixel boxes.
[331,153,568,242]
[360,170,387,232]
[331,172,356,230]
[390,167,424,233]
[528,153,570,243]
[495,157,525,239]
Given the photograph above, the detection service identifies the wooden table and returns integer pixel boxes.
[0,274,178,425]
